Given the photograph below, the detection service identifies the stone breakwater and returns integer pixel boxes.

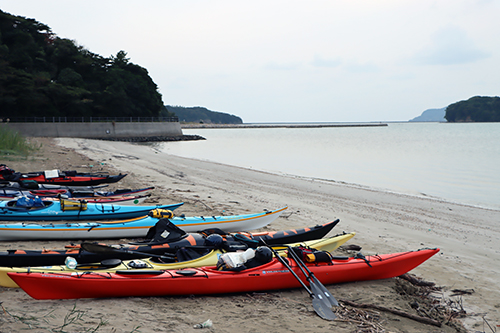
[181,123,388,129]
[90,134,206,142]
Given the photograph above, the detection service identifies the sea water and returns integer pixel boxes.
[158,122,500,210]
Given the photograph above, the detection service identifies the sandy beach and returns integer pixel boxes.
[1,137,499,333]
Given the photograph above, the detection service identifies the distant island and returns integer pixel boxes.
[409,108,446,122]
[164,106,243,124]
[411,96,500,123]
[445,96,500,122]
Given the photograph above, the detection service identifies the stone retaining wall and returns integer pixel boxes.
[2,121,183,138]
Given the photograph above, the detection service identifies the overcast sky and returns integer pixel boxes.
[2,1,499,122]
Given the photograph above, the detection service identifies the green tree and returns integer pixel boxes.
[0,10,164,119]
[445,96,500,122]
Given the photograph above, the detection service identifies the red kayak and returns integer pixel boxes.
[9,248,439,300]
[0,165,126,186]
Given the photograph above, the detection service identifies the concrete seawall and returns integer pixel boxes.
[181,123,388,129]
[2,121,183,138]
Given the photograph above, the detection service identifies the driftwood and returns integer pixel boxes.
[339,299,442,327]
[193,200,214,211]
[398,273,436,286]
[450,288,475,296]
[280,212,295,219]
[338,244,362,251]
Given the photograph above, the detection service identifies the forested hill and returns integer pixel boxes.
[445,96,500,122]
[0,10,173,118]
[165,106,243,124]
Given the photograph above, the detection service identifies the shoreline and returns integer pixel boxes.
[265,170,500,213]
[1,137,498,332]
[56,138,499,331]
[178,122,500,212]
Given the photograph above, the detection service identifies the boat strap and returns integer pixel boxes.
[354,253,372,267]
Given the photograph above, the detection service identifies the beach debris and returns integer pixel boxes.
[281,211,295,219]
[193,199,213,210]
[193,319,213,329]
[450,288,475,296]
[339,299,442,327]
[398,273,436,287]
[392,277,468,332]
[338,244,362,252]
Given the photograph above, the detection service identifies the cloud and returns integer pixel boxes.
[263,61,301,71]
[345,62,379,73]
[311,55,342,68]
[414,26,489,65]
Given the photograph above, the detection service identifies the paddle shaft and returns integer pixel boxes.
[269,247,313,295]
[265,244,336,320]
[81,243,175,260]
[287,246,339,307]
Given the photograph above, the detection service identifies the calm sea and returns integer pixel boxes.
[157,122,500,210]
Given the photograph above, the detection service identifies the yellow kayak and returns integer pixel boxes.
[0,232,355,288]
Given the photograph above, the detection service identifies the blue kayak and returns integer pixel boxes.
[0,206,287,240]
[0,197,183,221]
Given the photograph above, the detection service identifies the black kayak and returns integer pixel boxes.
[0,185,154,200]
[0,219,340,267]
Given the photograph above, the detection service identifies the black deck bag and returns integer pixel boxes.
[289,246,332,263]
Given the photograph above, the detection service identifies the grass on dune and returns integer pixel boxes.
[0,126,40,159]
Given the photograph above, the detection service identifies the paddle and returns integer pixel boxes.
[80,242,176,261]
[265,243,336,321]
[286,246,339,307]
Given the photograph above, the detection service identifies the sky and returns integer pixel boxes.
[1,1,499,123]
